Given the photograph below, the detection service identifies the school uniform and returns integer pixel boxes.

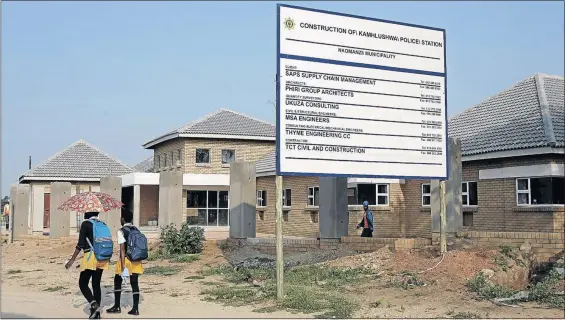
[114,223,144,275]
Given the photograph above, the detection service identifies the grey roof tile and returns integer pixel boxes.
[449,74,564,156]
[133,156,154,173]
[20,139,134,180]
[256,150,276,174]
[144,109,275,147]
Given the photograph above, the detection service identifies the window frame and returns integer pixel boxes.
[282,188,292,207]
[195,148,211,165]
[156,155,161,169]
[257,190,267,207]
[177,149,182,166]
[462,181,478,207]
[516,177,565,206]
[307,186,320,207]
[170,151,174,168]
[375,184,389,206]
[221,149,236,165]
[422,183,431,207]
[163,153,168,167]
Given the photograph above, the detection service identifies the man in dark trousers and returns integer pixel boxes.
[356,201,374,237]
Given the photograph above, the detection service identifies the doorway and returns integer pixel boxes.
[43,193,51,228]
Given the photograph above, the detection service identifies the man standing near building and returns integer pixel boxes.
[3,202,10,231]
[356,201,373,238]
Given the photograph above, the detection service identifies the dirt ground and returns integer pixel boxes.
[2,238,564,319]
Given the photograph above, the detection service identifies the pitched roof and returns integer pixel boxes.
[449,73,564,156]
[20,139,134,181]
[256,150,276,175]
[143,108,276,148]
[133,156,154,173]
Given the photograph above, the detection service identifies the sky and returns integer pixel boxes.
[2,1,564,196]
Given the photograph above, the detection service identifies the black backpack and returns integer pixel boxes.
[123,226,148,262]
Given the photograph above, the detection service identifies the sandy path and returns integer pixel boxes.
[1,282,306,319]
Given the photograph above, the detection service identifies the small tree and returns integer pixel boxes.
[160,223,205,255]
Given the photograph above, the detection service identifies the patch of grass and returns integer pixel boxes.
[450,311,481,319]
[200,264,367,318]
[492,254,509,271]
[217,240,228,250]
[44,286,65,292]
[144,266,181,277]
[184,275,205,280]
[499,245,513,256]
[466,272,517,300]
[528,269,564,308]
[7,269,23,275]
[201,281,222,286]
[147,251,168,261]
[252,306,279,313]
[390,270,426,289]
[170,254,200,263]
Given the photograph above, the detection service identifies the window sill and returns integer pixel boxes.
[463,206,479,213]
[420,206,431,212]
[196,163,211,167]
[305,206,319,212]
[283,206,292,211]
[348,205,391,212]
[221,164,232,168]
[513,205,565,213]
[256,206,267,211]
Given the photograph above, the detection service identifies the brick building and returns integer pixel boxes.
[18,139,134,233]
[253,73,564,238]
[122,108,276,228]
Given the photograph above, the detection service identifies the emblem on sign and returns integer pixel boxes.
[284,17,295,30]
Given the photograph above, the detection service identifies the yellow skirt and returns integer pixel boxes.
[80,252,109,272]
[115,258,144,275]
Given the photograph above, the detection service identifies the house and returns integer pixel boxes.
[253,73,565,238]
[19,139,134,232]
[121,108,276,228]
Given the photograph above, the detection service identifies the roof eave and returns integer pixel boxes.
[256,170,276,177]
[462,146,564,162]
[19,176,103,183]
[143,133,275,149]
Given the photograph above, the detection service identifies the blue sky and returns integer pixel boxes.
[2,1,564,196]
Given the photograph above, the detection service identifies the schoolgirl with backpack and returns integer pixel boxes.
[106,208,148,316]
[65,211,114,319]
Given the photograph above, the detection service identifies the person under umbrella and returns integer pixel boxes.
[60,192,123,319]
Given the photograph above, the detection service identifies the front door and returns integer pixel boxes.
[43,193,51,228]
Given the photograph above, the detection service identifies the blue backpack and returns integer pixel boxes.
[123,226,149,262]
[86,220,114,262]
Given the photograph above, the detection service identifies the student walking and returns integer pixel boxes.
[65,212,113,319]
[356,201,374,238]
[106,209,147,316]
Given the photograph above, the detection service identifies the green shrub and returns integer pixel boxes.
[160,223,205,255]
[466,272,516,300]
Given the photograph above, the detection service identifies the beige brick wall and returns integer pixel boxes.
[256,176,406,238]
[140,185,159,226]
[461,154,564,233]
[154,138,274,174]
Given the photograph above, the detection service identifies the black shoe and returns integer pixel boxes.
[128,308,139,316]
[89,302,100,319]
[106,306,121,314]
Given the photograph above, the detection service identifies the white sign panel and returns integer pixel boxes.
[276,4,447,179]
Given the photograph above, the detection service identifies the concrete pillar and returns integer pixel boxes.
[159,172,183,228]
[133,185,141,227]
[319,177,349,239]
[12,184,31,240]
[50,182,72,238]
[100,177,122,236]
[31,184,45,232]
[229,162,256,239]
[431,138,462,233]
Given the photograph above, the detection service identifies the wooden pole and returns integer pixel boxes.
[275,175,284,299]
[439,180,447,253]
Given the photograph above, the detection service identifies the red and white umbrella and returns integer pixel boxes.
[57,192,123,213]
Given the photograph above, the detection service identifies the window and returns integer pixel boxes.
[177,149,182,165]
[376,184,389,205]
[516,177,565,205]
[170,151,174,167]
[348,184,389,205]
[462,181,478,206]
[283,189,292,207]
[186,190,230,226]
[164,153,168,167]
[222,149,236,164]
[257,190,267,207]
[196,149,210,164]
[156,155,161,169]
[422,183,431,206]
[308,186,319,207]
